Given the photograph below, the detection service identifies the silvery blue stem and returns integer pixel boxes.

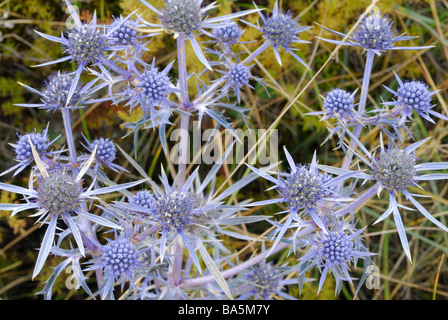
[177,33,190,108]
[169,33,191,286]
[62,108,78,165]
[180,226,315,289]
[341,50,375,171]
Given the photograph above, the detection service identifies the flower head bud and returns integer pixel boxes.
[110,18,139,46]
[396,80,433,115]
[90,137,116,164]
[227,63,251,89]
[15,131,50,162]
[212,22,243,45]
[102,236,140,277]
[135,67,172,106]
[130,190,154,210]
[318,229,354,265]
[323,88,356,119]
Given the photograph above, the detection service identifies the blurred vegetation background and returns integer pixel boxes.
[0,0,447,299]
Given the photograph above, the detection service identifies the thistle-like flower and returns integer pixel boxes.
[237,260,297,300]
[85,233,144,299]
[247,147,358,253]
[316,11,434,55]
[80,136,127,174]
[33,0,134,106]
[383,73,448,124]
[320,88,358,121]
[297,224,374,294]
[109,15,149,48]
[139,0,260,69]
[247,1,311,67]
[1,126,59,177]
[16,71,103,110]
[0,145,145,278]
[211,22,244,46]
[219,63,263,103]
[129,189,154,210]
[335,133,448,261]
[121,59,177,124]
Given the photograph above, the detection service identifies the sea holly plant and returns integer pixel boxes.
[1,0,447,301]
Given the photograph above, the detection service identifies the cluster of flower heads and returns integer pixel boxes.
[1,0,448,301]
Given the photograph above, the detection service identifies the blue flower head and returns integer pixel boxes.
[322,88,357,120]
[297,224,374,294]
[383,73,447,124]
[110,17,140,46]
[221,63,259,103]
[15,130,50,162]
[1,126,60,177]
[335,135,448,262]
[250,1,311,67]
[65,22,109,66]
[123,59,176,122]
[212,22,244,46]
[80,136,127,174]
[85,233,143,299]
[130,190,155,210]
[137,64,173,107]
[277,164,337,212]
[352,13,395,51]
[42,72,82,109]
[316,11,434,55]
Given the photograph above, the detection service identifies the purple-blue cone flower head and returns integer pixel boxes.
[110,17,140,46]
[130,190,155,210]
[212,22,244,45]
[90,137,117,164]
[15,130,50,162]
[101,236,141,278]
[323,88,356,120]
[135,65,173,107]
